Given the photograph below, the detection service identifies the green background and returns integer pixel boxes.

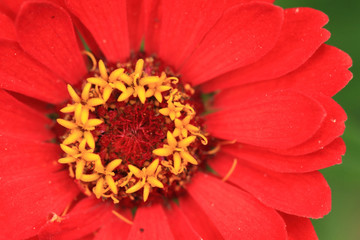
[275,0,360,239]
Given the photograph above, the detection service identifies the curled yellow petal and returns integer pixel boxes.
[178,136,196,148]
[134,59,144,77]
[82,152,101,162]
[109,68,125,82]
[140,76,160,85]
[81,107,89,125]
[159,108,170,116]
[85,119,103,128]
[58,157,76,164]
[128,165,143,178]
[126,181,144,194]
[94,177,105,198]
[81,83,92,101]
[119,73,133,85]
[75,160,85,180]
[87,77,107,87]
[114,81,127,92]
[63,129,83,145]
[81,173,100,182]
[84,131,95,149]
[67,84,81,103]
[173,152,181,174]
[106,159,122,172]
[118,88,134,102]
[57,119,78,129]
[143,183,150,202]
[146,159,159,176]
[147,176,164,188]
[60,104,76,113]
[102,85,113,102]
[153,147,173,157]
[98,60,108,80]
[154,91,163,103]
[180,151,198,165]
[60,144,78,155]
[105,175,118,194]
[136,86,146,104]
[87,98,104,107]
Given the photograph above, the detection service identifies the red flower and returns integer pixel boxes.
[0,0,352,239]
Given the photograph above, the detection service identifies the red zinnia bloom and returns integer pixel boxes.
[0,0,352,239]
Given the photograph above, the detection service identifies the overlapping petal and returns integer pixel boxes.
[186,173,287,239]
[203,7,330,91]
[209,152,331,218]
[16,1,86,84]
[180,2,284,85]
[65,0,130,62]
[206,90,326,149]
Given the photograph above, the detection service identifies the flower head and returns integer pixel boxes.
[0,0,352,239]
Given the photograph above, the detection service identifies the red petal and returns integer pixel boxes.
[38,198,123,240]
[0,148,79,239]
[16,1,86,85]
[186,173,287,239]
[209,152,332,218]
[0,0,23,17]
[178,194,224,240]
[213,45,352,107]
[221,137,345,173]
[0,0,66,17]
[180,2,283,85]
[156,0,261,70]
[206,90,326,149]
[65,0,130,63]
[275,44,352,97]
[127,203,175,240]
[0,12,16,40]
[209,45,352,98]
[142,0,161,54]
[164,202,203,240]
[94,211,132,240]
[203,8,330,91]
[280,213,318,240]
[0,89,55,141]
[214,86,346,154]
[0,41,68,104]
[273,94,347,155]
[126,0,143,51]
[0,135,62,172]
[8,91,56,115]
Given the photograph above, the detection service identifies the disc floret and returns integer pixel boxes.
[57,55,208,204]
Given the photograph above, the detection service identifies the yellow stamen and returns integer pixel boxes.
[82,50,97,71]
[222,158,238,182]
[112,210,133,225]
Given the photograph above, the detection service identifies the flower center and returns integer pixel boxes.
[57,53,211,205]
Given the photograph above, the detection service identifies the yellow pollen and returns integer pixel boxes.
[57,57,208,203]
